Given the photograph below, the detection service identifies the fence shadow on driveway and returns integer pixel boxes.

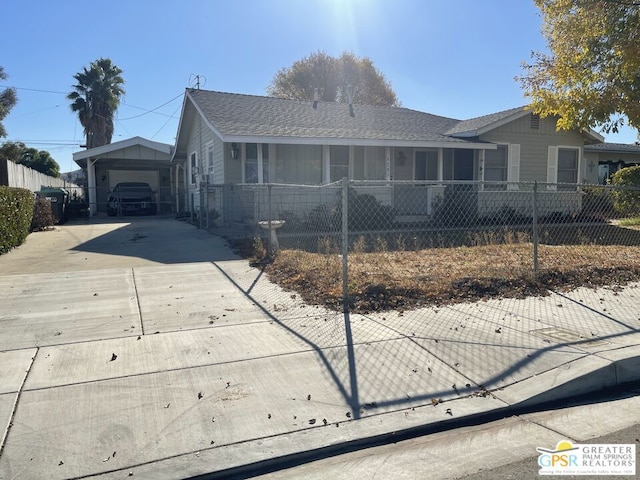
[68,216,240,265]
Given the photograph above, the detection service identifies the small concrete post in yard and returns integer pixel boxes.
[342,177,349,313]
[532,181,539,273]
[257,219,285,256]
[258,185,285,257]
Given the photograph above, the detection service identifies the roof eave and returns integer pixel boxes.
[171,90,225,163]
[170,92,191,163]
[218,134,497,149]
[73,136,172,165]
[583,128,605,143]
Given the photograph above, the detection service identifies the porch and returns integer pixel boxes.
[203,181,584,233]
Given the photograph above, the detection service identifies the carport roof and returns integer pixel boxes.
[73,136,172,167]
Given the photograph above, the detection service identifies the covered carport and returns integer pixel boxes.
[73,136,172,215]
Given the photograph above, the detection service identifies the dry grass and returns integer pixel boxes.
[263,242,640,312]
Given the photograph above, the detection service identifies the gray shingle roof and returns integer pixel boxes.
[584,142,640,153]
[187,89,478,144]
[444,106,528,136]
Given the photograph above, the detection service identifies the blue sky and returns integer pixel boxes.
[1,0,637,173]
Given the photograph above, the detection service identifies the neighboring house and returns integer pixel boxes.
[170,89,604,225]
[73,136,172,214]
[584,142,640,184]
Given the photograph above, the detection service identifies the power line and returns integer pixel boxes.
[1,84,184,121]
[118,92,184,120]
[3,140,81,146]
[0,85,67,95]
[10,104,64,119]
[150,103,182,140]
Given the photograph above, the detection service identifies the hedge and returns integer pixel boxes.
[0,186,35,255]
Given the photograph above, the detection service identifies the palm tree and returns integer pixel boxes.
[67,58,125,149]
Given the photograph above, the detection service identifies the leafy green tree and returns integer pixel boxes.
[0,66,18,138]
[0,141,23,162]
[0,141,60,177]
[268,51,399,107]
[67,58,125,149]
[518,0,640,134]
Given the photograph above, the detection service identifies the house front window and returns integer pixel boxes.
[330,146,349,182]
[484,144,508,188]
[415,150,438,180]
[558,147,578,184]
[245,143,258,183]
[275,144,322,184]
[244,143,269,183]
[190,152,197,185]
[206,142,214,181]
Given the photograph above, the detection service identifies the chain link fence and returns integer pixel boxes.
[219,179,640,314]
[67,186,176,218]
[212,179,640,417]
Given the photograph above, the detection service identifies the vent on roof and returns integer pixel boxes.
[530,113,540,129]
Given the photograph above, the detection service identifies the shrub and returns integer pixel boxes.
[335,187,395,231]
[31,198,55,231]
[278,210,303,233]
[0,186,34,255]
[306,203,336,232]
[611,166,640,216]
[252,236,266,259]
[581,185,615,219]
[432,185,478,227]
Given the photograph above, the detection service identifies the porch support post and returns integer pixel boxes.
[479,149,485,190]
[348,145,354,181]
[87,158,97,216]
[322,145,330,183]
[257,143,264,184]
[437,149,444,181]
[183,162,188,211]
[174,164,180,212]
[385,147,391,181]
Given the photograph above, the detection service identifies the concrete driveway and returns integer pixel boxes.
[0,216,238,275]
[1,216,639,479]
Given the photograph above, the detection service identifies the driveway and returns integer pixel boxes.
[0,216,238,275]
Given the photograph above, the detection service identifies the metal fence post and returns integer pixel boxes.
[342,177,349,313]
[532,181,539,274]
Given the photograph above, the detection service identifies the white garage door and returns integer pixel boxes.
[108,170,159,191]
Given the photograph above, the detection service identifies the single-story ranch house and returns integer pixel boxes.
[171,88,627,227]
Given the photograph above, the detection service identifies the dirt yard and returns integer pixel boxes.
[261,243,640,312]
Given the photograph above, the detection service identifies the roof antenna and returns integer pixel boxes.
[347,84,355,117]
[189,74,206,90]
[313,88,318,109]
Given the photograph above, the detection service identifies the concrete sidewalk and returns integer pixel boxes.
[1,218,639,479]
